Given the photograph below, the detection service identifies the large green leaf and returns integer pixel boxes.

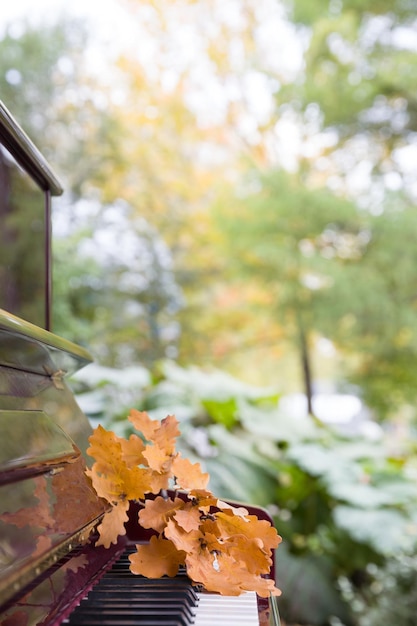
[333,506,417,555]
[276,543,352,625]
[202,397,238,428]
[239,400,319,443]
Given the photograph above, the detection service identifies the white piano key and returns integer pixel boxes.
[193,590,260,625]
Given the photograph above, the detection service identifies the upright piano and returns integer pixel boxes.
[0,101,281,625]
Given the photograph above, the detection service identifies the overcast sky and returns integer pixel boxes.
[0,0,136,53]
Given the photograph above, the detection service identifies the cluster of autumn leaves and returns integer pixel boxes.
[86,409,282,597]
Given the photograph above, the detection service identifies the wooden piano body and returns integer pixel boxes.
[0,102,280,625]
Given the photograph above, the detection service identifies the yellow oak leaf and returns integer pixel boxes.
[138,496,185,533]
[128,409,160,441]
[129,535,186,577]
[171,455,210,490]
[95,501,129,548]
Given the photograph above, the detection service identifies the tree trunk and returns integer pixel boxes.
[297,317,314,415]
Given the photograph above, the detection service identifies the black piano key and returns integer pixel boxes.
[78,599,194,620]
[65,547,198,626]
[67,616,188,626]
[69,606,192,626]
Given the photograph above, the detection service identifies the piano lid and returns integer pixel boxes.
[0,308,93,378]
[0,100,63,195]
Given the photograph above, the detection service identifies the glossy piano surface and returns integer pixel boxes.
[0,309,109,618]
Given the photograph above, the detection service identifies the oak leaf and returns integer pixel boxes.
[86,425,154,503]
[215,512,282,555]
[86,425,123,475]
[142,442,172,473]
[147,469,171,493]
[171,454,210,490]
[164,518,202,554]
[129,535,186,577]
[138,496,185,533]
[119,434,146,467]
[96,501,129,548]
[152,414,180,455]
[128,409,160,441]
[173,506,201,533]
[189,489,219,512]
[217,500,249,517]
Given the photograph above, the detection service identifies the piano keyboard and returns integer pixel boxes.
[64,547,260,626]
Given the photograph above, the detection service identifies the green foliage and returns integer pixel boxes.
[53,204,182,367]
[340,554,417,626]
[72,361,417,625]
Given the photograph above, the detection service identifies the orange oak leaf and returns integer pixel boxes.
[173,506,201,533]
[164,518,202,554]
[171,455,210,490]
[86,425,154,503]
[152,414,180,455]
[184,550,243,596]
[189,489,219,512]
[138,496,185,533]
[86,462,152,504]
[217,500,249,518]
[227,535,272,575]
[215,512,282,555]
[119,434,146,467]
[142,442,172,473]
[148,469,171,493]
[129,535,186,578]
[96,501,129,548]
[128,409,160,441]
[86,425,124,475]
[185,549,281,597]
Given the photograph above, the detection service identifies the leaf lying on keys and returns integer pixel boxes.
[86,410,282,597]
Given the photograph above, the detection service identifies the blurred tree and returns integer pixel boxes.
[0,19,122,198]
[283,0,417,203]
[276,0,417,416]
[53,202,182,366]
[215,168,363,413]
[325,195,417,417]
[0,19,184,365]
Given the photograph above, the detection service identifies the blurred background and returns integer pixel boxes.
[1,0,417,624]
